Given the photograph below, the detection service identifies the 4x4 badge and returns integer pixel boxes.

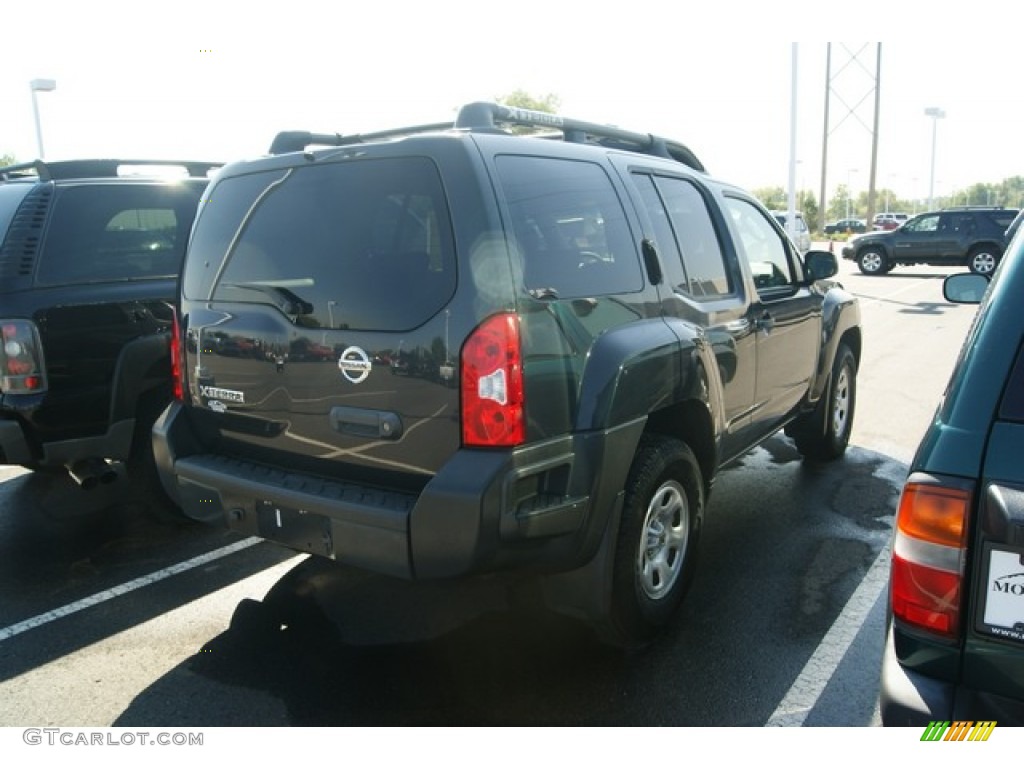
[338,346,372,384]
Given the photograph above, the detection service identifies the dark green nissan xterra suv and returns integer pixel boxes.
[153,103,862,647]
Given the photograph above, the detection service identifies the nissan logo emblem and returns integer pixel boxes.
[338,346,372,384]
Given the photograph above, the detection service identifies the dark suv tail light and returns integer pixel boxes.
[890,477,972,638]
[0,320,48,394]
[461,312,524,447]
[170,308,184,401]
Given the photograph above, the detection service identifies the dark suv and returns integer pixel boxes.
[880,222,1024,725]
[842,206,1019,276]
[0,159,218,500]
[154,102,862,647]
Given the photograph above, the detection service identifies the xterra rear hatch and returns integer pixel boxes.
[180,153,462,484]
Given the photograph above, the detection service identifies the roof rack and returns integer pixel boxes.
[455,102,706,172]
[269,123,453,155]
[941,205,1011,211]
[0,159,222,182]
[268,101,705,172]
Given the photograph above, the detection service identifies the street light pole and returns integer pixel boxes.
[29,79,57,160]
[924,107,945,212]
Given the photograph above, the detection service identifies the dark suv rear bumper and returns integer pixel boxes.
[154,402,642,581]
[0,413,135,468]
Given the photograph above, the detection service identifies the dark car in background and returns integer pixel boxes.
[880,223,1024,724]
[842,206,1019,275]
[0,159,219,509]
[824,218,866,235]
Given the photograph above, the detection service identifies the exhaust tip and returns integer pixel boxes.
[66,458,118,490]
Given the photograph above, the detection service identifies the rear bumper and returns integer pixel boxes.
[154,401,643,581]
[880,621,1024,726]
[0,414,135,467]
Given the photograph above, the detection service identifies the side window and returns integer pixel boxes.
[907,214,940,233]
[632,173,730,299]
[495,155,641,298]
[723,197,796,292]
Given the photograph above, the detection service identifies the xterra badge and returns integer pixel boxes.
[338,346,372,384]
[199,385,245,403]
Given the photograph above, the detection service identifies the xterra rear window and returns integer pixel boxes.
[495,155,641,298]
[36,183,202,285]
[186,158,456,333]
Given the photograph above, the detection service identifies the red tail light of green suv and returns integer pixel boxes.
[890,478,972,638]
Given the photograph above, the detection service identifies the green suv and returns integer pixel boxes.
[153,102,861,647]
[880,222,1024,724]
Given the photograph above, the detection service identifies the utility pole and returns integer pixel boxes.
[818,43,880,231]
[866,44,882,229]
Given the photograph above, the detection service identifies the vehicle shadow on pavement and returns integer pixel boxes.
[0,469,292,684]
[111,435,902,727]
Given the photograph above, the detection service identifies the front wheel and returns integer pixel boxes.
[857,248,889,275]
[789,343,857,461]
[602,435,704,648]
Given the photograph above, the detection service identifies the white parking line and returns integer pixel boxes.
[765,544,891,726]
[0,537,262,642]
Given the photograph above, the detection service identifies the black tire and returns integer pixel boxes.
[602,435,704,648]
[857,248,889,275]
[790,343,857,461]
[127,394,189,524]
[967,246,1000,276]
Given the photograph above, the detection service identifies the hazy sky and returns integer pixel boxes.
[3,4,1018,208]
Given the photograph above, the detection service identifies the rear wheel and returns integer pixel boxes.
[968,246,1000,275]
[789,343,857,461]
[127,393,189,524]
[601,435,704,648]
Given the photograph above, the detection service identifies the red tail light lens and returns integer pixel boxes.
[169,308,184,401]
[0,320,48,394]
[890,480,971,638]
[461,313,524,447]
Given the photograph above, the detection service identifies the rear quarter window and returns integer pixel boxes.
[190,157,456,333]
[494,155,641,298]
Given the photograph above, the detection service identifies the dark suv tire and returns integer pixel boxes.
[968,246,1000,276]
[604,435,704,648]
[788,343,857,461]
[857,248,890,275]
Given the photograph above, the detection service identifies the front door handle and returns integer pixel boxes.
[754,311,775,334]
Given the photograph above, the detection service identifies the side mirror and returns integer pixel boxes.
[803,250,838,281]
[943,273,989,304]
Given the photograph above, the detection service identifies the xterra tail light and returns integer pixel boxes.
[169,308,184,401]
[461,312,524,447]
[890,477,972,638]
[0,320,47,394]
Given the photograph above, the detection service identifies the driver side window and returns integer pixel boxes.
[723,197,796,292]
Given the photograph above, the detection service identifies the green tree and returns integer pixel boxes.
[1,153,16,168]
